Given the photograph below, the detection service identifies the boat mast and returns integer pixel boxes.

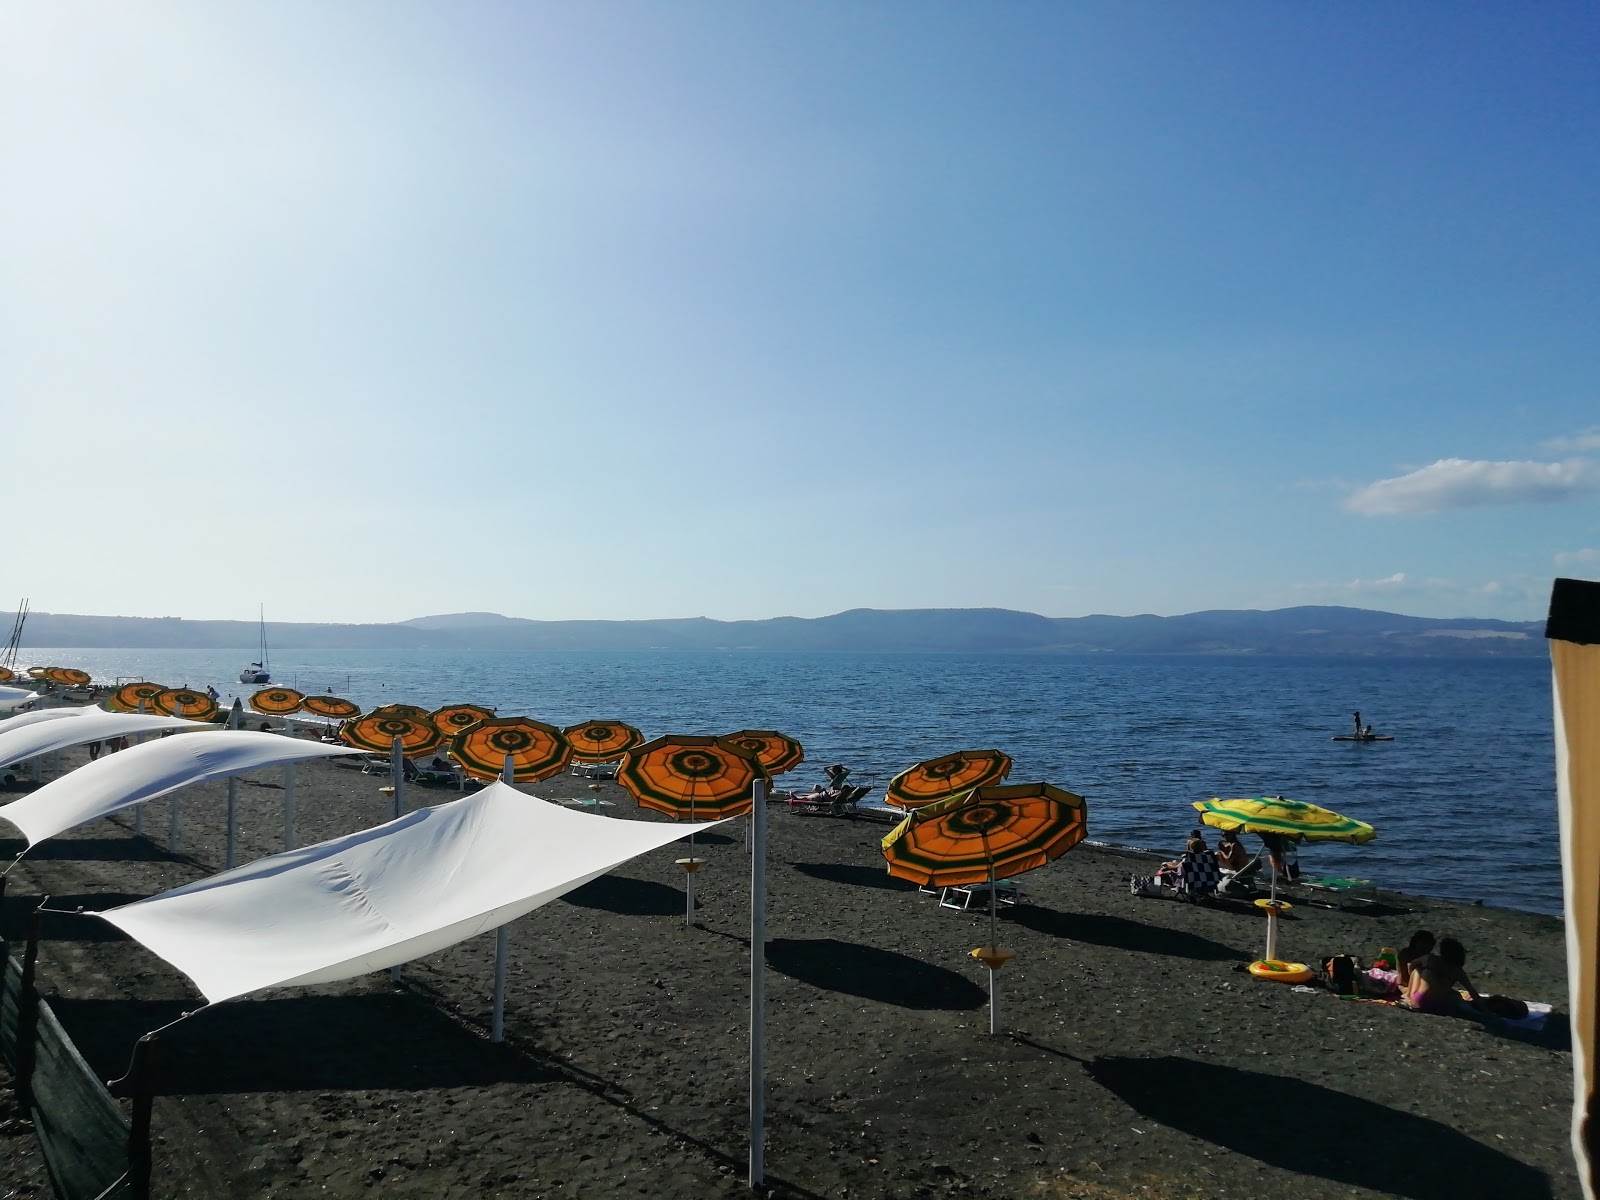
[2,598,27,672]
[259,603,269,671]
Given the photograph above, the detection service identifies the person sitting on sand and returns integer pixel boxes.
[1215,829,1250,872]
[1396,929,1436,989]
[1404,936,1492,1021]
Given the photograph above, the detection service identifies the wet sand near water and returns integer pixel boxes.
[0,740,1580,1198]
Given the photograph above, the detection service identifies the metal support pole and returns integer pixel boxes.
[749,777,768,1189]
[989,969,1001,1036]
[167,792,181,854]
[491,754,515,1043]
[225,777,238,870]
[283,763,296,850]
[126,1036,158,1200]
[133,702,146,836]
[390,735,404,819]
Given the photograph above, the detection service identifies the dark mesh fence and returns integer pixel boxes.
[4,951,144,1200]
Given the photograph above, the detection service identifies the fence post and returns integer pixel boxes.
[15,900,44,1108]
[125,1035,158,1200]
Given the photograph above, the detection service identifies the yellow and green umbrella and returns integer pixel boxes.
[722,729,805,776]
[884,749,1013,811]
[301,694,361,720]
[431,703,495,736]
[249,687,306,716]
[451,716,572,782]
[564,719,646,763]
[1193,796,1376,845]
[617,734,767,821]
[107,681,168,713]
[341,710,443,759]
[147,687,220,722]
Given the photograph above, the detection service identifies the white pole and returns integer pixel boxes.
[133,701,145,837]
[989,969,1001,1036]
[685,860,696,927]
[226,777,238,869]
[749,776,768,1189]
[492,753,515,1043]
[283,763,297,850]
[169,695,185,852]
[390,735,404,819]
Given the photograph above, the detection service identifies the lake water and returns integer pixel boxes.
[13,648,1560,915]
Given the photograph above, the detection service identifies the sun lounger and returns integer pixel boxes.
[569,760,619,779]
[1295,876,1378,907]
[939,879,1026,912]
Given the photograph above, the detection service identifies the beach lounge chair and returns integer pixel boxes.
[939,879,1026,912]
[1218,855,1264,898]
[1295,875,1378,908]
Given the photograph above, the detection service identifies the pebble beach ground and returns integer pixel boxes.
[0,731,1581,1199]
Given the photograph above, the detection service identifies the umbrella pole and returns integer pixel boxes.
[492,754,515,1042]
[168,791,181,855]
[749,776,768,1189]
[283,763,296,851]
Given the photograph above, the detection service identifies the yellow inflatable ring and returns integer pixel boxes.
[1249,959,1314,984]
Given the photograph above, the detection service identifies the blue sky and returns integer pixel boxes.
[2,2,1595,624]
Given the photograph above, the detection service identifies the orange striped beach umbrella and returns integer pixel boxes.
[431,703,495,736]
[341,709,443,759]
[44,667,91,687]
[883,749,1013,811]
[372,703,430,721]
[147,687,220,722]
[249,687,306,716]
[564,719,646,763]
[301,694,361,720]
[617,735,767,822]
[0,667,13,682]
[451,716,572,783]
[108,681,169,713]
[722,729,805,776]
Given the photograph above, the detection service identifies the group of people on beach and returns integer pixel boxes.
[1390,929,1527,1023]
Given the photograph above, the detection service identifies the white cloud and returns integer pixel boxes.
[1556,548,1600,567]
[1544,428,1600,453]
[1344,458,1600,516]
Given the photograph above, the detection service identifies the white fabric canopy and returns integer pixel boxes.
[0,730,365,848]
[98,781,730,1004]
[0,706,94,731]
[0,686,41,711]
[0,710,203,767]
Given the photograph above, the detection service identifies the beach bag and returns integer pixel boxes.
[1323,954,1360,996]
[1130,874,1164,898]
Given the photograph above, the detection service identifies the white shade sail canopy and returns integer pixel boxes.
[0,706,94,731]
[0,710,205,767]
[97,781,730,1004]
[0,730,365,848]
[0,686,41,712]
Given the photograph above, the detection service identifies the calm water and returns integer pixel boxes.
[15,648,1559,914]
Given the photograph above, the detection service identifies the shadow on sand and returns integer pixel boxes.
[766,937,984,1010]
[51,992,558,1096]
[0,836,175,865]
[788,862,917,892]
[1010,905,1245,962]
[1,893,146,943]
[561,874,685,917]
[1088,1055,1553,1200]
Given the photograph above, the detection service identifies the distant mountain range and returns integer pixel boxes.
[3,605,1545,657]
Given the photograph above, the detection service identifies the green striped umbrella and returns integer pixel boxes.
[617,734,766,821]
[341,710,444,759]
[1192,797,1376,845]
[108,681,169,713]
[564,719,646,763]
[431,703,495,735]
[722,729,805,776]
[372,703,431,722]
[884,749,1012,811]
[451,716,572,782]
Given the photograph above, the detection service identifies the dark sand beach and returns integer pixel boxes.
[0,739,1580,1199]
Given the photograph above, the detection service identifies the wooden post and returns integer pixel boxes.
[125,1035,158,1200]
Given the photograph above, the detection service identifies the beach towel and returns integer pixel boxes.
[1175,850,1220,901]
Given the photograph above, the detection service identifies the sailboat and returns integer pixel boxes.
[239,605,271,684]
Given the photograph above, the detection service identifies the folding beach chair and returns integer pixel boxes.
[1175,850,1221,903]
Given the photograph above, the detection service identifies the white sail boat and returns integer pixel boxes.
[239,605,271,684]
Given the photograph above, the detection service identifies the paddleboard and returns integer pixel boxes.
[1331,735,1394,742]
